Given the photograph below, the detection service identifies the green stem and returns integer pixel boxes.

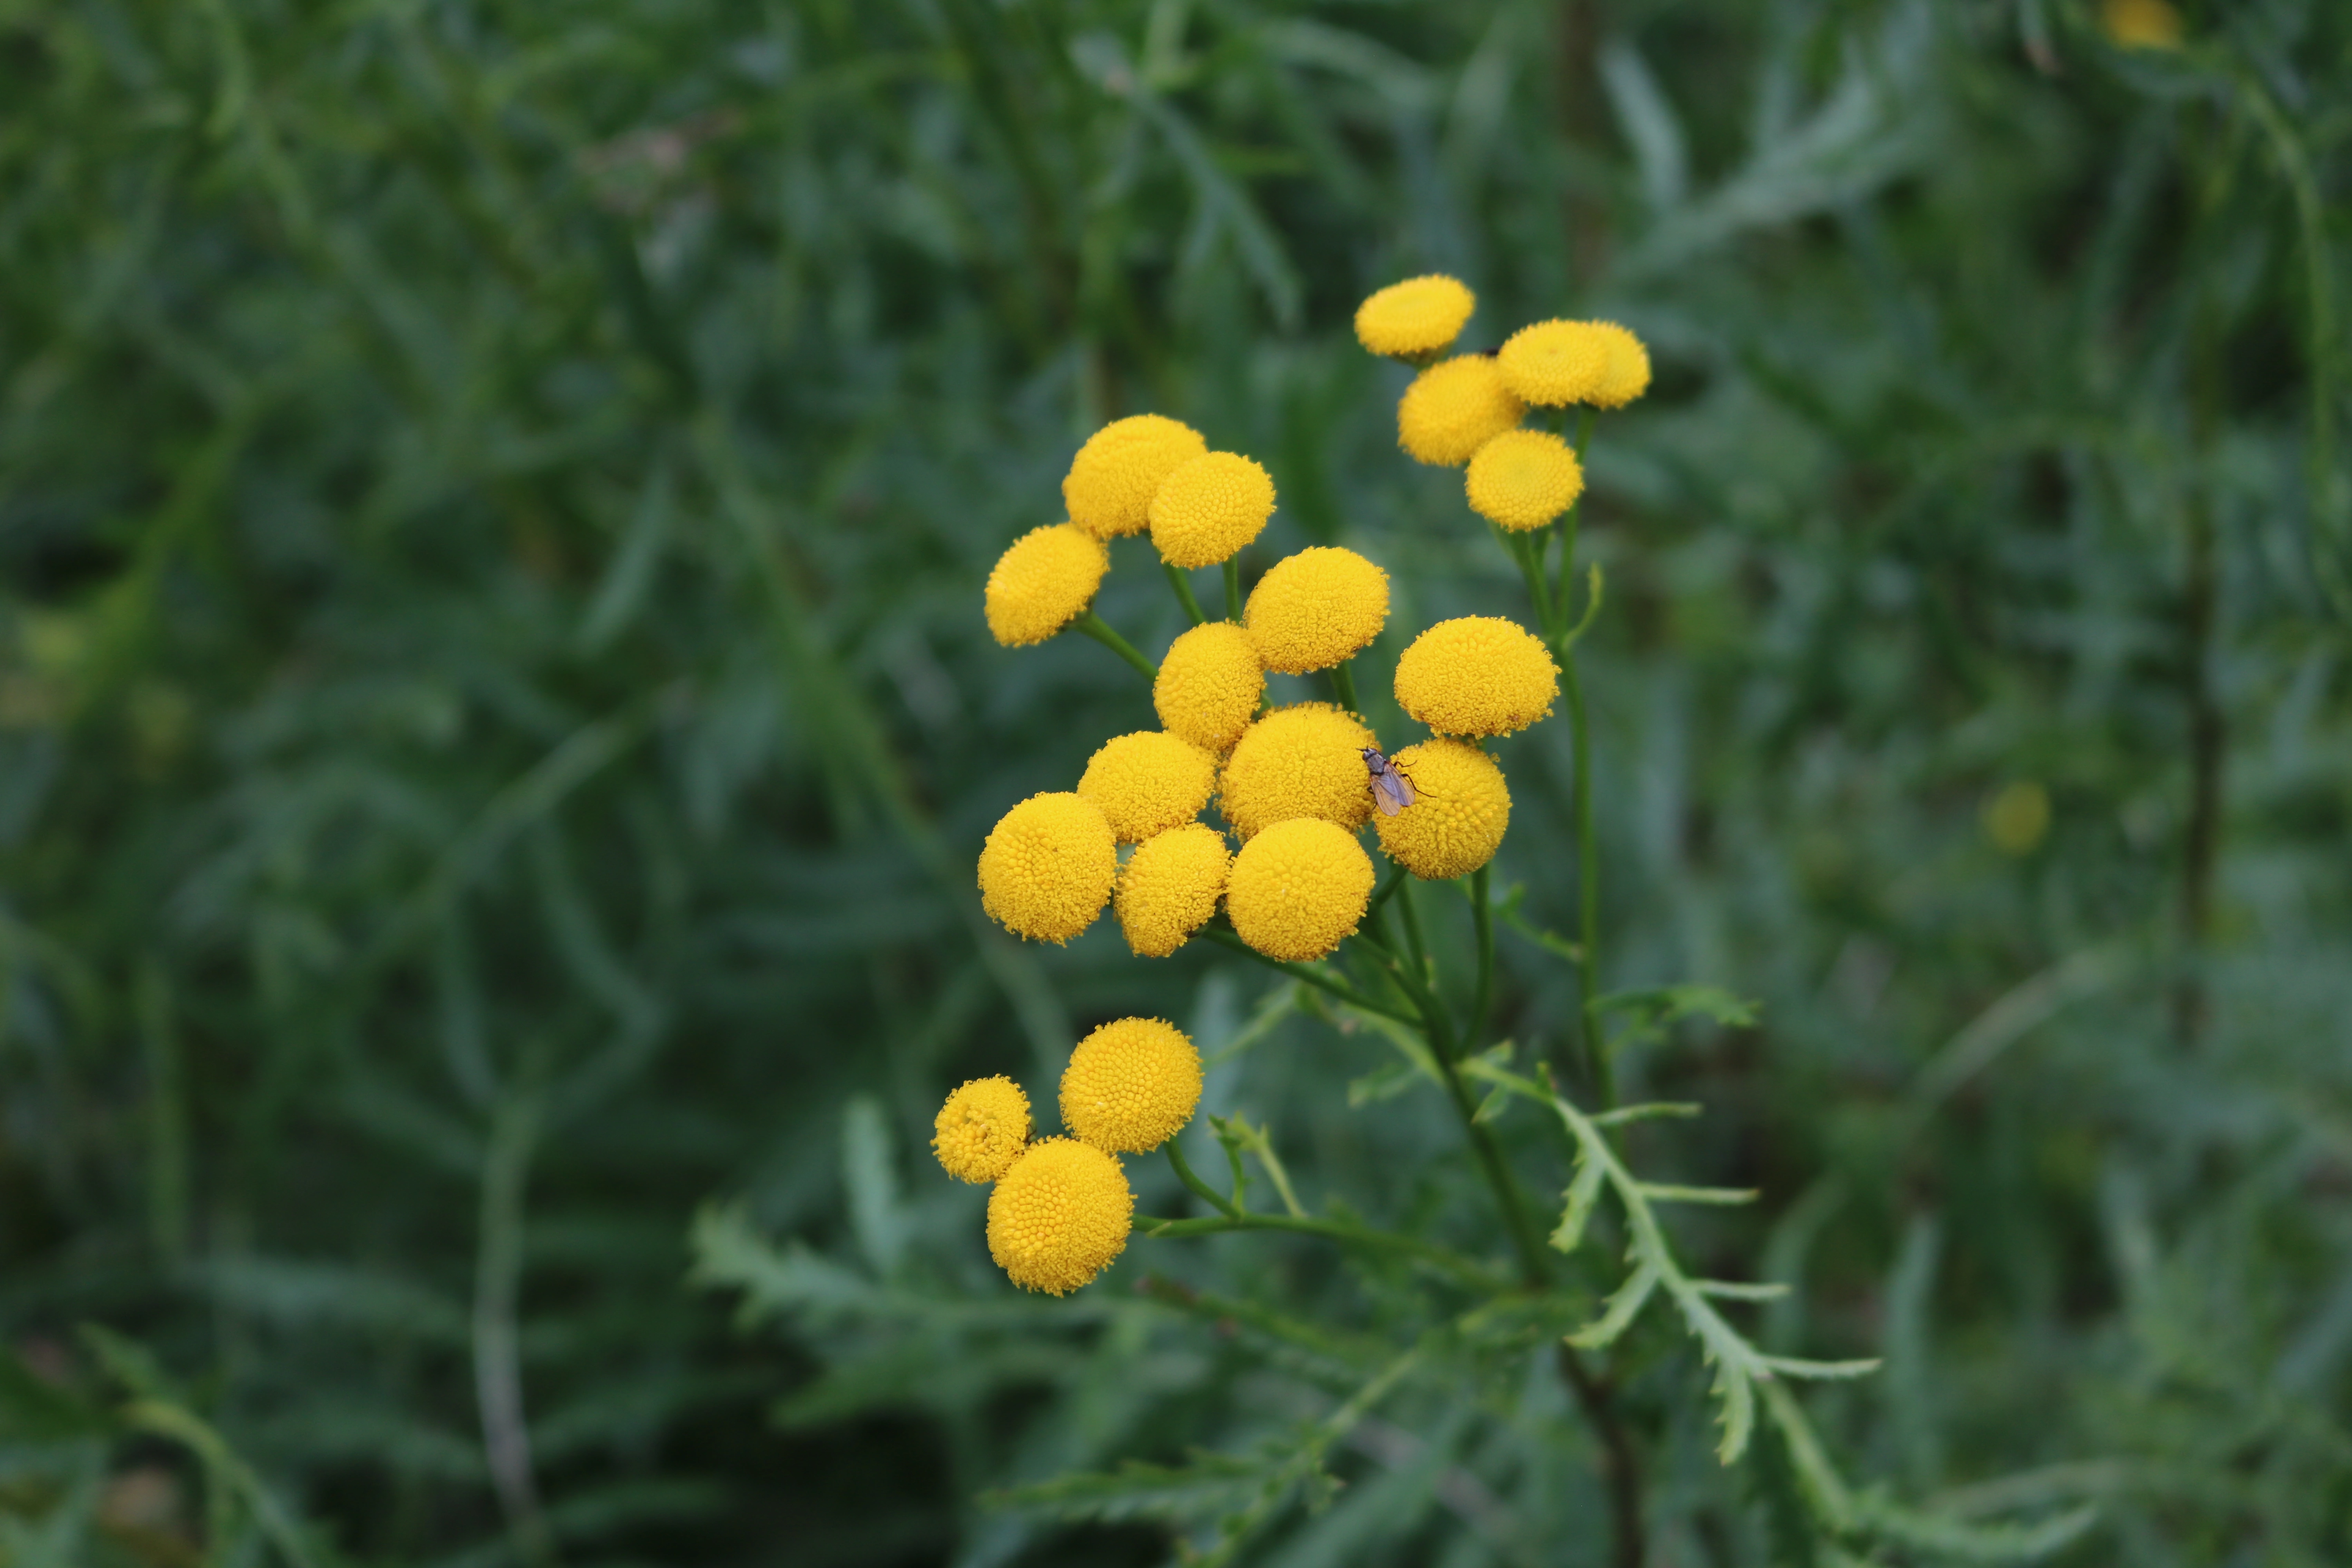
[1163,562,1207,626]
[1395,874,1432,984]
[1073,612,1156,680]
[1223,558,1244,621]
[1556,407,1595,617]
[1165,1135,1237,1217]
[1369,861,1408,917]
[1560,645,1611,1107]
[1502,526,1559,639]
[1329,659,1361,715]
[1133,1209,1502,1289]
[1468,864,1494,1057]
[1199,925,1417,1025]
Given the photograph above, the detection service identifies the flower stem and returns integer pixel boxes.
[1198,924,1417,1025]
[1560,643,1611,1107]
[1165,1134,1237,1217]
[1556,406,1595,618]
[1163,562,1207,626]
[1133,1208,1502,1290]
[1468,863,1494,1056]
[1223,557,1244,621]
[1328,659,1361,715]
[1073,612,1157,680]
[1394,874,1432,984]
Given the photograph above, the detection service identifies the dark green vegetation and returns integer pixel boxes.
[4,0,2348,1563]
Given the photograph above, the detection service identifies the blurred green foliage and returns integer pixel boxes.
[2,0,2348,1564]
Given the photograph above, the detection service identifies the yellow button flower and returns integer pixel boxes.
[1149,452,1275,569]
[1397,355,1524,466]
[1466,430,1584,532]
[1371,739,1510,880]
[1060,1017,1201,1154]
[984,523,1110,647]
[2102,0,2181,49]
[1498,319,1612,408]
[1077,731,1218,843]
[1354,274,1475,358]
[932,1076,1032,1184]
[1153,621,1265,755]
[1115,823,1231,958]
[1589,321,1652,410]
[987,1137,1134,1295]
[1244,547,1390,674]
[1226,817,1374,962]
[1394,617,1558,737]
[1218,701,1377,840]
[1063,414,1208,539]
[977,791,1116,943]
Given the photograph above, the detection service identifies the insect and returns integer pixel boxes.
[1360,747,1417,817]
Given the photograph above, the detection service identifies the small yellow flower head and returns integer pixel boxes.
[1244,547,1390,675]
[1589,321,1652,410]
[1153,622,1266,755]
[1218,701,1378,840]
[1984,781,2052,857]
[1063,414,1209,539]
[1226,817,1375,962]
[1397,355,1524,467]
[1466,431,1584,532]
[1115,823,1231,958]
[2102,0,2182,49]
[1372,739,1511,880]
[1394,617,1559,737]
[1060,1017,1202,1154]
[1354,274,1476,359]
[1077,731,1218,843]
[932,1076,1032,1184]
[987,1137,1134,1296]
[985,524,1110,648]
[1149,452,1276,569]
[977,791,1116,944]
[1498,320,1613,408]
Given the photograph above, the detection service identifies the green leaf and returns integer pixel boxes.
[1549,1148,1608,1255]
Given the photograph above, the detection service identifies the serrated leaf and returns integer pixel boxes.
[1567,1259,1660,1350]
[1550,1150,1608,1255]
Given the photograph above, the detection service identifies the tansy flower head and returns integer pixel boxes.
[1077,731,1218,843]
[987,1138,1134,1295]
[1218,702,1378,840]
[1394,617,1558,738]
[1226,817,1375,962]
[1499,320,1612,408]
[1153,622,1265,755]
[1060,1017,1201,1154]
[1354,274,1475,359]
[1245,547,1390,675]
[985,524,1110,647]
[978,791,1117,944]
[1466,430,1584,532]
[1397,355,1524,467]
[1116,823,1231,957]
[1589,321,1652,410]
[1063,414,1208,539]
[932,1076,1032,1184]
[2102,0,2182,49]
[1149,452,1276,569]
[1371,739,1510,880]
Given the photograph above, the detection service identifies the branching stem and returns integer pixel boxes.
[1073,612,1156,679]
[1163,562,1207,626]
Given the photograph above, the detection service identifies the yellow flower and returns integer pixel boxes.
[1984,781,2052,857]
[1149,452,1276,569]
[1397,355,1524,467]
[1077,731,1218,843]
[1498,320,1612,408]
[1060,1017,1202,1154]
[1354,274,1475,358]
[1218,701,1377,840]
[2101,0,2181,49]
[1372,739,1510,880]
[1244,547,1390,674]
[1589,321,1652,409]
[977,791,1116,943]
[1063,414,1209,539]
[1465,430,1584,532]
[1153,621,1265,755]
[932,1076,1032,1184]
[1115,823,1231,958]
[1226,817,1374,962]
[984,524,1110,647]
[987,1137,1134,1295]
[1394,617,1558,737]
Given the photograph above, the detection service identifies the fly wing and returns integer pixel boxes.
[1372,769,1413,816]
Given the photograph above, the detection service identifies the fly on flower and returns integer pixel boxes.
[1360,747,1416,817]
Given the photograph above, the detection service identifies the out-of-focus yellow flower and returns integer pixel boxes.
[1244,547,1390,674]
[1371,739,1510,880]
[1466,431,1584,532]
[2102,0,2182,49]
[985,523,1110,647]
[933,1076,1032,1184]
[1060,1017,1201,1154]
[1218,702,1377,840]
[987,1138,1133,1295]
[1153,622,1265,755]
[1985,781,2052,856]
[1394,617,1558,737]
[1354,275,1475,358]
[1498,320,1612,408]
[1226,817,1375,962]
[1077,731,1218,843]
[1063,414,1208,539]
[1115,823,1231,957]
[1588,321,1652,409]
[977,791,1116,943]
[1397,355,1524,467]
[1150,452,1276,569]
